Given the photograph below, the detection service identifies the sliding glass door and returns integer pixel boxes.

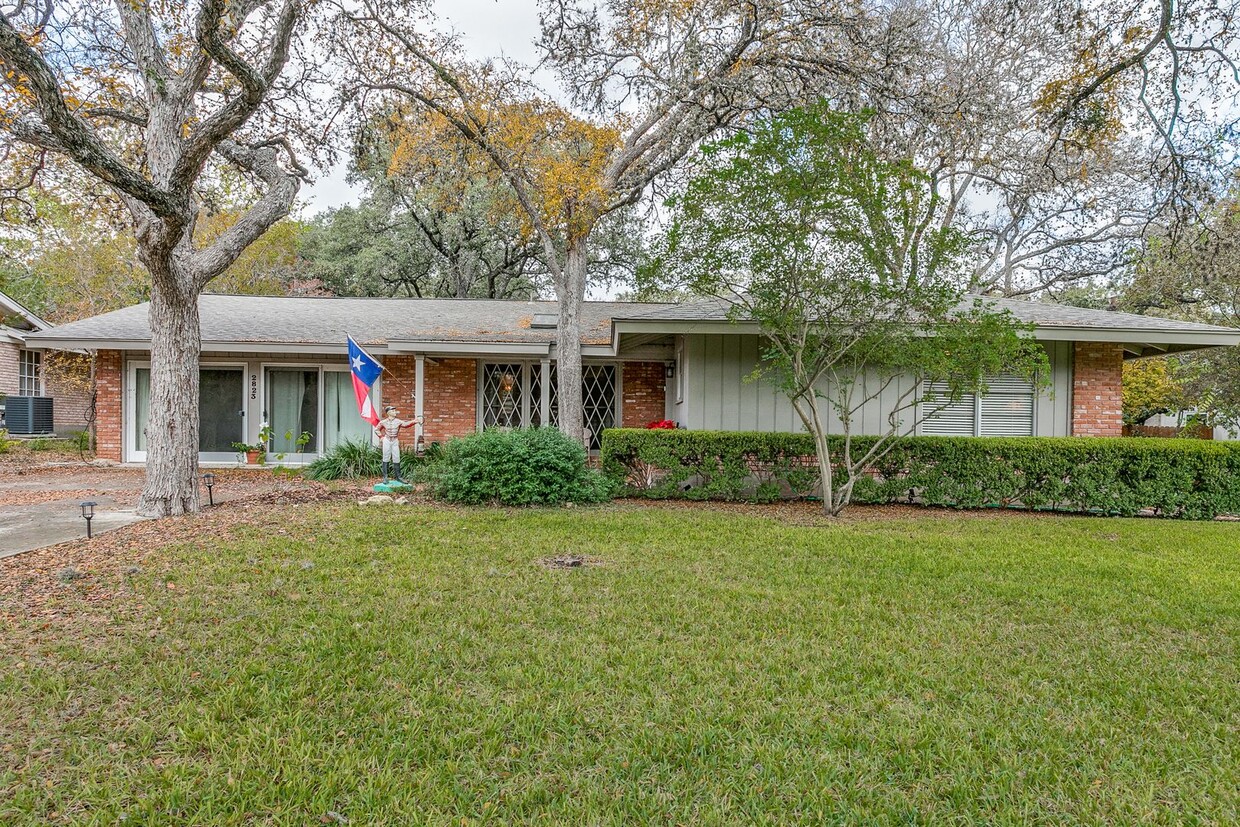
[324,370,373,450]
[265,368,320,460]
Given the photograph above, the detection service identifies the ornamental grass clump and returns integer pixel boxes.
[303,439,382,480]
[431,427,612,506]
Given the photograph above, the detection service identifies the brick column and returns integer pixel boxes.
[1072,342,1124,436]
[94,350,123,461]
[621,361,667,427]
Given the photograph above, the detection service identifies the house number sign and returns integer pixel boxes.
[250,373,258,400]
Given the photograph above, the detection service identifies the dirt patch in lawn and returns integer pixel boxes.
[537,553,604,570]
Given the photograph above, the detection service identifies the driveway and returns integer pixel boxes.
[0,464,323,559]
[0,465,148,559]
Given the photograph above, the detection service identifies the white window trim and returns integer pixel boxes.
[18,349,43,397]
[125,359,248,463]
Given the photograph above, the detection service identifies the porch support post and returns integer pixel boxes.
[540,358,550,426]
[414,353,425,442]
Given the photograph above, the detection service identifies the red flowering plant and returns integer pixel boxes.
[646,419,676,429]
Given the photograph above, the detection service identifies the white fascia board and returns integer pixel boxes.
[0,290,50,330]
[612,319,762,336]
[581,344,617,357]
[387,339,551,356]
[23,338,396,355]
[614,319,1240,349]
[1030,326,1240,347]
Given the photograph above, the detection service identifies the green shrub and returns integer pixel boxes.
[431,427,612,506]
[601,429,1240,519]
[68,430,91,452]
[0,428,10,453]
[27,437,52,452]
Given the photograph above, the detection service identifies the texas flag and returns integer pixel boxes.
[347,334,383,426]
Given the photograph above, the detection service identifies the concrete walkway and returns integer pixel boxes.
[0,469,148,559]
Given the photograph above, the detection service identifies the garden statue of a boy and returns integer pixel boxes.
[375,405,420,483]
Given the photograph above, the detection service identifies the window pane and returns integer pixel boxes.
[199,369,245,452]
[922,382,975,436]
[134,368,151,452]
[582,365,616,450]
[19,350,40,396]
[979,375,1035,436]
[481,363,524,428]
[324,371,372,450]
[266,369,319,454]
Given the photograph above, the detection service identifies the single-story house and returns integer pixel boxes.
[0,289,92,436]
[22,293,1240,464]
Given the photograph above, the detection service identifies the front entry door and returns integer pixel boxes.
[199,368,246,461]
[131,365,244,462]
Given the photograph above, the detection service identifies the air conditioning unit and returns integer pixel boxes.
[6,396,54,435]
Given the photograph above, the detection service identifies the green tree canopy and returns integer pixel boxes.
[653,103,1048,515]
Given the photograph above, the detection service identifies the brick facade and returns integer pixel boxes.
[95,350,123,461]
[383,356,478,448]
[1072,342,1124,437]
[0,340,93,436]
[423,358,478,443]
[621,361,667,428]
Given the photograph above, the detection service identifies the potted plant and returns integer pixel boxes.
[232,422,274,465]
[232,441,266,465]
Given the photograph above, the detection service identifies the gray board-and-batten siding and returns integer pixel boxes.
[672,334,1073,437]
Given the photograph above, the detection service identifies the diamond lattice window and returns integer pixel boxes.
[481,363,525,428]
[581,365,617,449]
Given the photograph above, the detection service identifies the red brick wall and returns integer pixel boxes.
[1072,342,1124,437]
[622,361,667,428]
[95,350,123,461]
[384,356,477,447]
[424,358,477,443]
[380,355,418,450]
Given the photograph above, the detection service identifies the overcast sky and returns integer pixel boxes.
[301,0,543,213]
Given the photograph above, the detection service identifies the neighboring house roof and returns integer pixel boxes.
[0,290,50,345]
[23,292,1240,358]
[611,295,1240,357]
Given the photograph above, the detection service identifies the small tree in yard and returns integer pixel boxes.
[656,104,1048,516]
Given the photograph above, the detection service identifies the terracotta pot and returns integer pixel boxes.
[245,449,263,465]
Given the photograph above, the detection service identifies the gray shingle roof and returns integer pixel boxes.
[25,295,676,347]
[24,292,1240,350]
[614,294,1240,334]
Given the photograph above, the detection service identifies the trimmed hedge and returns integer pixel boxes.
[600,428,1240,519]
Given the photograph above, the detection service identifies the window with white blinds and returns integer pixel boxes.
[922,374,1035,437]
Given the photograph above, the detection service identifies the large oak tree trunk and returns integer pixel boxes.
[556,236,588,445]
[137,280,202,517]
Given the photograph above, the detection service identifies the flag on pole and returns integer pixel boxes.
[347,334,383,426]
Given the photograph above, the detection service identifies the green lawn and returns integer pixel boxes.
[2,504,1238,825]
